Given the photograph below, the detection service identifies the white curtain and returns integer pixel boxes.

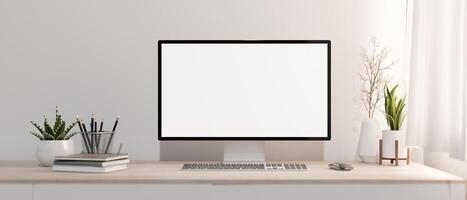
[407,0,467,160]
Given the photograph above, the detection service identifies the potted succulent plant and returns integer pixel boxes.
[382,84,407,158]
[30,107,78,166]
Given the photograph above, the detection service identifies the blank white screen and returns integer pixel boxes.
[161,43,328,138]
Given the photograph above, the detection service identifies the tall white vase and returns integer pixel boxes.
[358,118,381,163]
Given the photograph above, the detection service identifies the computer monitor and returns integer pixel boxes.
[158,40,330,162]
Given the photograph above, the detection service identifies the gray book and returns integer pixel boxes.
[54,154,128,162]
[54,159,129,167]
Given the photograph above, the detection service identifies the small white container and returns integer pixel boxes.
[382,130,406,158]
[36,140,74,167]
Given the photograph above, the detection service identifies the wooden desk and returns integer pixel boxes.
[0,161,464,200]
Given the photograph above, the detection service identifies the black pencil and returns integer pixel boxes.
[112,116,119,132]
[91,114,96,152]
[99,120,104,132]
[77,116,90,153]
[77,116,83,132]
[82,122,93,153]
[82,121,87,132]
[94,121,98,152]
[96,120,103,153]
[105,116,119,153]
[90,114,95,132]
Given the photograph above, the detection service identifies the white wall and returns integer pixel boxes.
[0,0,407,160]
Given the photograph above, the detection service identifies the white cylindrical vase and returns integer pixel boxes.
[36,140,75,167]
[357,118,381,163]
[382,130,406,158]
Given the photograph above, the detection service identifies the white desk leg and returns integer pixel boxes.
[449,183,466,200]
[213,183,464,200]
[33,184,212,200]
[0,184,33,200]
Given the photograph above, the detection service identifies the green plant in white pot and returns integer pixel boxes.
[382,84,407,159]
[30,107,78,166]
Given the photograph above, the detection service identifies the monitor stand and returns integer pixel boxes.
[223,142,265,163]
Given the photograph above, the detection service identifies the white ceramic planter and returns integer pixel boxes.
[357,118,381,163]
[36,140,75,167]
[382,130,406,158]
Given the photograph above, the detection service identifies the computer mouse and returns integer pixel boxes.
[328,162,354,171]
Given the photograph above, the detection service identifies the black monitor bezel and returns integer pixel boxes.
[158,40,331,141]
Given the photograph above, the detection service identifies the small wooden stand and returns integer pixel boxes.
[379,139,410,166]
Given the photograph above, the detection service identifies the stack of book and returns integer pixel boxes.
[53,154,129,173]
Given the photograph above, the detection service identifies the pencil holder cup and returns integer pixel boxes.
[79,131,115,154]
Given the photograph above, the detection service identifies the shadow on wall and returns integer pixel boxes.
[160,142,323,161]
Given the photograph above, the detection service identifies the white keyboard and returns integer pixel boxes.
[181,163,307,171]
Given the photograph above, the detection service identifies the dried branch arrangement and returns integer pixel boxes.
[359,38,397,118]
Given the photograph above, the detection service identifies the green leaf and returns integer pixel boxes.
[53,112,62,133]
[64,132,79,140]
[395,102,405,123]
[44,117,54,136]
[29,132,44,140]
[55,121,65,137]
[390,84,399,97]
[30,121,44,134]
[396,96,406,130]
[56,130,68,140]
[387,93,393,117]
[42,132,55,140]
[387,114,396,130]
[64,121,77,134]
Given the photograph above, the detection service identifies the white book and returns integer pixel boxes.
[53,164,127,173]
